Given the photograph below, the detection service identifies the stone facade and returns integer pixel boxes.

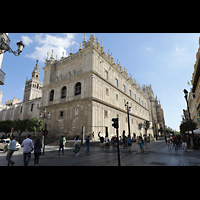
[40,34,156,139]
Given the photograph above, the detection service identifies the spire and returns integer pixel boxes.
[50,49,54,60]
[32,60,40,80]
[84,33,86,42]
[33,60,40,72]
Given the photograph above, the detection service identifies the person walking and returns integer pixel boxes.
[173,135,178,150]
[104,136,110,150]
[34,137,42,166]
[6,135,16,166]
[139,136,144,153]
[167,135,171,150]
[58,136,64,156]
[86,136,90,154]
[73,136,80,156]
[21,135,33,166]
[181,135,187,152]
[187,136,191,150]
[127,135,132,153]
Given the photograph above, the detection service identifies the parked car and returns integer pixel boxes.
[0,139,21,153]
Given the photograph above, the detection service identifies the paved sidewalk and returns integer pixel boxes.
[1,139,200,166]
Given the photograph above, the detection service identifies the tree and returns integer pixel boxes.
[144,121,150,136]
[180,120,197,135]
[138,123,143,134]
[0,120,14,138]
[26,118,44,133]
[13,119,29,143]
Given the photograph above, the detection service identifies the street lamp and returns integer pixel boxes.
[40,108,50,155]
[125,102,131,138]
[0,33,25,56]
[183,89,194,142]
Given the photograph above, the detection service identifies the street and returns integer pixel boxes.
[1,139,200,166]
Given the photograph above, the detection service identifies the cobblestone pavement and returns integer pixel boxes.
[1,139,200,166]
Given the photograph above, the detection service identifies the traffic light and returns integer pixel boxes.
[112,118,119,129]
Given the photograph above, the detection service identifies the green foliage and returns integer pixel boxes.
[26,118,44,133]
[0,120,14,135]
[180,120,197,135]
[0,118,44,141]
[138,123,143,130]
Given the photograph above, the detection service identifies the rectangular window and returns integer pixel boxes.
[104,110,108,118]
[106,88,109,95]
[134,94,136,100]
[115,78,118,87]
[129,90,132,97]
[60,111,64,117]
[105,70,108,80]
[123,85,126,92]
[31,104,34,112]
[116,94,118,101]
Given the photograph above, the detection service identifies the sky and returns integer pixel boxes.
[1,33,200,131]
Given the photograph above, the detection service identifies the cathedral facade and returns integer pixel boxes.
[0,34,165,140]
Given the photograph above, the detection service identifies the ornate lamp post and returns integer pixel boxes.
[183,89,194,141]
[125,102,131,138]
[0,33,25,56]
[40,108,50,155]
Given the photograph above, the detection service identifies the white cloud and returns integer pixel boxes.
[21,35,33,46]
[146,46,152,51]
[175,44,185,53]
[25,33,78,62]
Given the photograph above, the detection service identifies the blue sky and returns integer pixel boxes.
[1,33,200,131]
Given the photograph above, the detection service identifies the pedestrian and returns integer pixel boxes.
[6,135,16,166]
[98,132,101,139]
[34,137,42,166]
[86,135,90,154]
[167,135,171,150]
[73,136,80,156]
[187,136,191,150]
[63,136,66,147]
[119,136,123,149]
[139,136,144,153]
[104,136,110,150]
[173,134,178,150]
[181,135,187,152]
[21,135,33,166]
[58,135,64,156]
[127,135,132,152]
[92,132,94,141]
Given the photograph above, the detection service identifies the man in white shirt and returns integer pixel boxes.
[104,136,110,150]
[21,135,33,166]
[6,135,16,166]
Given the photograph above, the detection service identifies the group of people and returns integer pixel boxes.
[166,135,192,151]
[104,135,145,153]
[6,134,42,166]
[58,135,90,157]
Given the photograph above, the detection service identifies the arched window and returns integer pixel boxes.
[75,82,81,96]
[61,86,67,99]
[49,90,54,101]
